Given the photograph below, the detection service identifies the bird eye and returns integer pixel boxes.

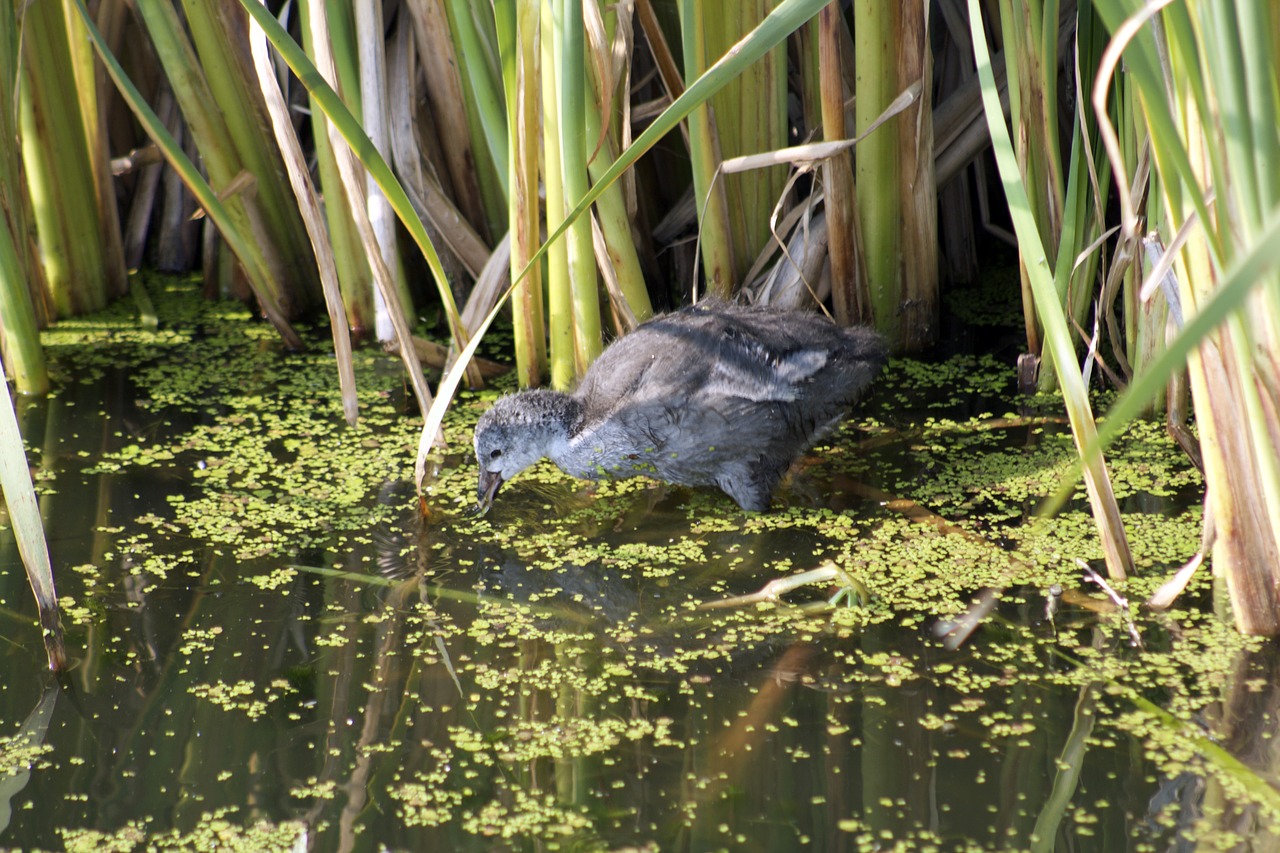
[489,449,503,460]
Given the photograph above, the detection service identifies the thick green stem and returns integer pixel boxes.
[500,0,547,386]
[677,0,736,298]
[853,0,901,342]
[20,0,111,317]
[556,0,602,369]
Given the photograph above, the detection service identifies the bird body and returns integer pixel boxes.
[474,301,885,512]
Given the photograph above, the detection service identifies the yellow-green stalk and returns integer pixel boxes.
[498,0,548,387]
[300,0,374,334]
[677,0,737,297]
[853,0,901,343]
[701,0,788,283]
[542,0,575,388]
[0,0,47,393]
[20,0,112,316]
[444,0,510,237]
[180,0,321,314]
[0,222,46,394]
[63,0,128,300]
[133,0,305,321]
[555,0,603,371]
[584,0,653,325]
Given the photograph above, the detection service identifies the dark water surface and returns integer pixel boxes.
[1,289,1273,852]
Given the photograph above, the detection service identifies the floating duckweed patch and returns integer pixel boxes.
[888,354,1014,404]
[1,734,54,776]
[6,280,1274,851]
[189,678,297,720]
[59,809,307,853]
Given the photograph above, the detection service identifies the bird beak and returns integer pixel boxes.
[476,469,504,514]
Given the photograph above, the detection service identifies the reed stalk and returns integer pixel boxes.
[0,221,46,395]
[556,0,603,370]
[353,0,415,340]
[64,0,128,301]
[541,0,575,389]
[75,0,302,347]
[20,0,114,317]
[818,4,867,325]
[0,1,47,394]
[895,0,938,352]
[444,0,509,235]
[701,1,789,285]
[179,0,321,314]
[1118,75,1149,378]
[677,0,737,297]
[852,0,901,343]
[498,0,548,387]
[583,0,653,327]
[997,0,1049,360]
[299,0,374,333]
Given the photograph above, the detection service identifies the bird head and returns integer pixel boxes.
[473,390,575,513]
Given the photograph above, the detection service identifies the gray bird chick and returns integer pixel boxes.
[474,300,886,512]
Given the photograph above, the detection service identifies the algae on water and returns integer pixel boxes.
[5,281,1262,851]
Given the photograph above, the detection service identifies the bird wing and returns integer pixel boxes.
[577,304,840,414]
[705,337,829,403]
[562,302,884,488]
[574,301,879,436]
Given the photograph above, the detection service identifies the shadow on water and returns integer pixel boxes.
[1,288,1273,851]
